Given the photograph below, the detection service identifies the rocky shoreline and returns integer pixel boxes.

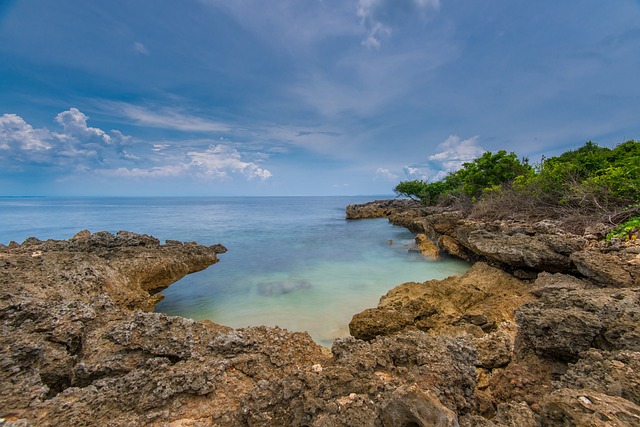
[1,202,639,426]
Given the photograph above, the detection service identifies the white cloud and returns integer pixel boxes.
[402,165,430,180]
[1,109,272,184]
[0,109,136,172]
[109,103,230,132]
[55,108,112,145]
[133,41,150,55]
[100,144,272,182]
[0,114,52,151]
[188,144,272,181]
[357,0,440,48]
[104,165,186,178]
[428,135,484,172]
[402,134,484,182]
[375,167,398,181]
[362,22,391,49]
[152,144,170,152]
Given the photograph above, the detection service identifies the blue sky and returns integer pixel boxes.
[1,0,639,196]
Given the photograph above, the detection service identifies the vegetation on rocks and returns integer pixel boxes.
[394,140,640,233]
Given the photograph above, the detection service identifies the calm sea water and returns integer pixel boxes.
[0,196,470,346]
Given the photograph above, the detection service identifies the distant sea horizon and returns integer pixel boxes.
[0,196,470,346]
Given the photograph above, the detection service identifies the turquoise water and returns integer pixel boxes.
[0,196,470,346]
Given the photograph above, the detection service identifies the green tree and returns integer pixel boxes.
[445,150,531,198]
[393,180,428,201]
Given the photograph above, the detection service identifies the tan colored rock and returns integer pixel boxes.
[439,235,475,261]
[350,262,534,341]
[415,233,441,259]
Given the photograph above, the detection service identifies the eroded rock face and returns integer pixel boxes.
[558,349,640,405]
[515,288,640,363]
[345,199,423,220]
[415,233,441,259]
[346,201,640,288]
[240,332,478,426]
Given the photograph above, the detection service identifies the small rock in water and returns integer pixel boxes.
[257,279,312,296]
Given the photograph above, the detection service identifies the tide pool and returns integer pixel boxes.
[0,196,470,346]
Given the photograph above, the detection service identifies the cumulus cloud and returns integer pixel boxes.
[104,144,271,181]
[0,110,271,183]
[104,165,186,178]
[188,145,272,181]
[402,134,484,181]
[0,114,51,151]
[428,135,484,173]
[55,108,112,145]
[357,0,440,48]
[375,167,399,181]
[1,109,129,169]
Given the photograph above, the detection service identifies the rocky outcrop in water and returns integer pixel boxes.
[345,200,640,426]
[347,200,640,284]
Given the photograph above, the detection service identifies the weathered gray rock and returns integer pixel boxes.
[238,332,478,426]
[516,288,640,363]
[474,327,514,369]
[459,229,574,272]
[570,250,635,287]
[380,385,459,427]
[345,199,423,219]
[558,349,640,405]
[529,271,590,297]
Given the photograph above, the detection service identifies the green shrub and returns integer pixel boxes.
[607,215,640,241]
[393,140,639,227]
[444,150,531,198]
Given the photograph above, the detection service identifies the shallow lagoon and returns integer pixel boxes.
[0,196,470,346]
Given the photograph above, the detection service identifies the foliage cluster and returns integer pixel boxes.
[394,150,531,203]
[606,214,640,241]
[394,140,640,232]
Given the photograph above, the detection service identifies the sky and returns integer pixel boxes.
[1,0,639,196]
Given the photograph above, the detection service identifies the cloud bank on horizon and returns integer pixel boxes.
[0,0,639,196]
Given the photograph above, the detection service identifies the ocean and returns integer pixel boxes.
[0,196,470,346]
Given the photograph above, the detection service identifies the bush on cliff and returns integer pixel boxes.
[394,140,640,232]
[393,150,531,204]
[512,140,640,211]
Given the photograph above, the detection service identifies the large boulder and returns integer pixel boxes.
[350,262,533,341]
